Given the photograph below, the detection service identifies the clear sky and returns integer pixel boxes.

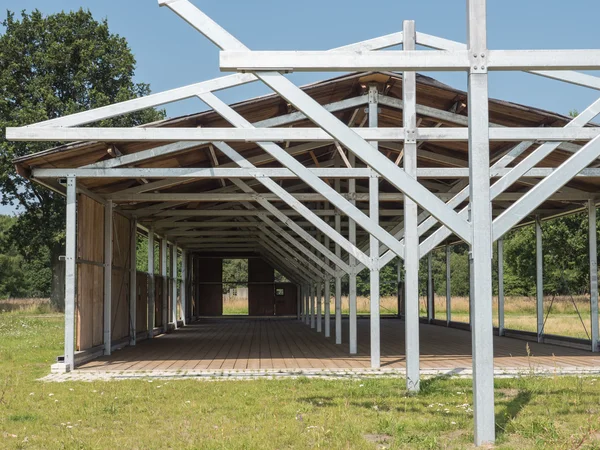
[1,0,600,214]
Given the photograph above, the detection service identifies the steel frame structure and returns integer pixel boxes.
[8,0,600,445]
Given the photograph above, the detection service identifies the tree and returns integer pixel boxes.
[0,9,164,308]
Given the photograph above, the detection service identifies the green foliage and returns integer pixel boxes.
[0,9,164,299]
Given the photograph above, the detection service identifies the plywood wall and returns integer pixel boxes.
[197,258,222,316]
[76,195,104,351]
[248,259,275,316]
[76,194,136,350]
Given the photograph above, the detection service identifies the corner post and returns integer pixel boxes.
[589,199,599,352]
[129,218,137,346]
[103,199,113,356]
[535,216,543,343]
[403,19,420,392]
[467,0,495,444]
[63,176,77,371]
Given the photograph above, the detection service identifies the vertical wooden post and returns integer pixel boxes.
[129,219,137,345]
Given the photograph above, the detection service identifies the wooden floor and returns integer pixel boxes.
[78,318,600,372]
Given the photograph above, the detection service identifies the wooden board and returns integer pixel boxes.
[76,194,104,351]
[136,272,148,333]
[197,258,222,316]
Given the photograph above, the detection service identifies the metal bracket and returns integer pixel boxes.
[469,51,488,74]
[405,129,417,144]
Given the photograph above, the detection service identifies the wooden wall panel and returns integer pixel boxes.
[76,195,104,351]
[111,213,131,342]
[155,276,164,327]
[274,283,297,316]
[136,272,148,333]
[198,258,222,316]
[249,259,275,316]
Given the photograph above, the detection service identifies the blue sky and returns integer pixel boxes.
[1,0,600,214]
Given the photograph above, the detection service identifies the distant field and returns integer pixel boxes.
[2,308,600,448]
[224,294,593,340]
[0,298,55,314]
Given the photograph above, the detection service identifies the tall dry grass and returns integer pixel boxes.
[0,298,55,314]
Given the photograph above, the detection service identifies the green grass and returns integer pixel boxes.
[2,311,600,448]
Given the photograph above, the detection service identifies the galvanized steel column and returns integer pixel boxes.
[403,19,420,392]
[446,245,451,325]
[147,228,155,338]
[467,0,495,444]
[536,216,543,342]
[498,239,505,336]
[589,199,599,352]
[63,177,77,370]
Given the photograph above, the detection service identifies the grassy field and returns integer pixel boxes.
[2,304,600,448]
[224,294,593,340]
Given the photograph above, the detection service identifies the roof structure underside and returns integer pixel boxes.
[14,71,600,256]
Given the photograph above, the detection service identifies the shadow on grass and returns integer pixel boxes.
[495,390,532,437]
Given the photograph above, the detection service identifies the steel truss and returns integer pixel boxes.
[9,0,600,445]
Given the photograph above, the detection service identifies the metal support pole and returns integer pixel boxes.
[172,245,178,329]
[427,251,434,323]
[370,172,381,368]
[368,82,381,368]
[129,219,137,345]
[297,284,301,320]
[161,239,168,333]
[536,216,543,343]
[349,151,357,354]
[147,228,155,338]
[335,212,343,344]
[181,249,187,326]
[63,176,77,371]
[446,245,451,325]
[103,200,113,356]
[310,283,315,328]
[498,238,505,336]
[403,20,419,392]
[316,281,322,333]
[324,276,331,337]
[305,285,310,325]
[397,257,403,319]
[467,0,495,444]
[589,199,599,352]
